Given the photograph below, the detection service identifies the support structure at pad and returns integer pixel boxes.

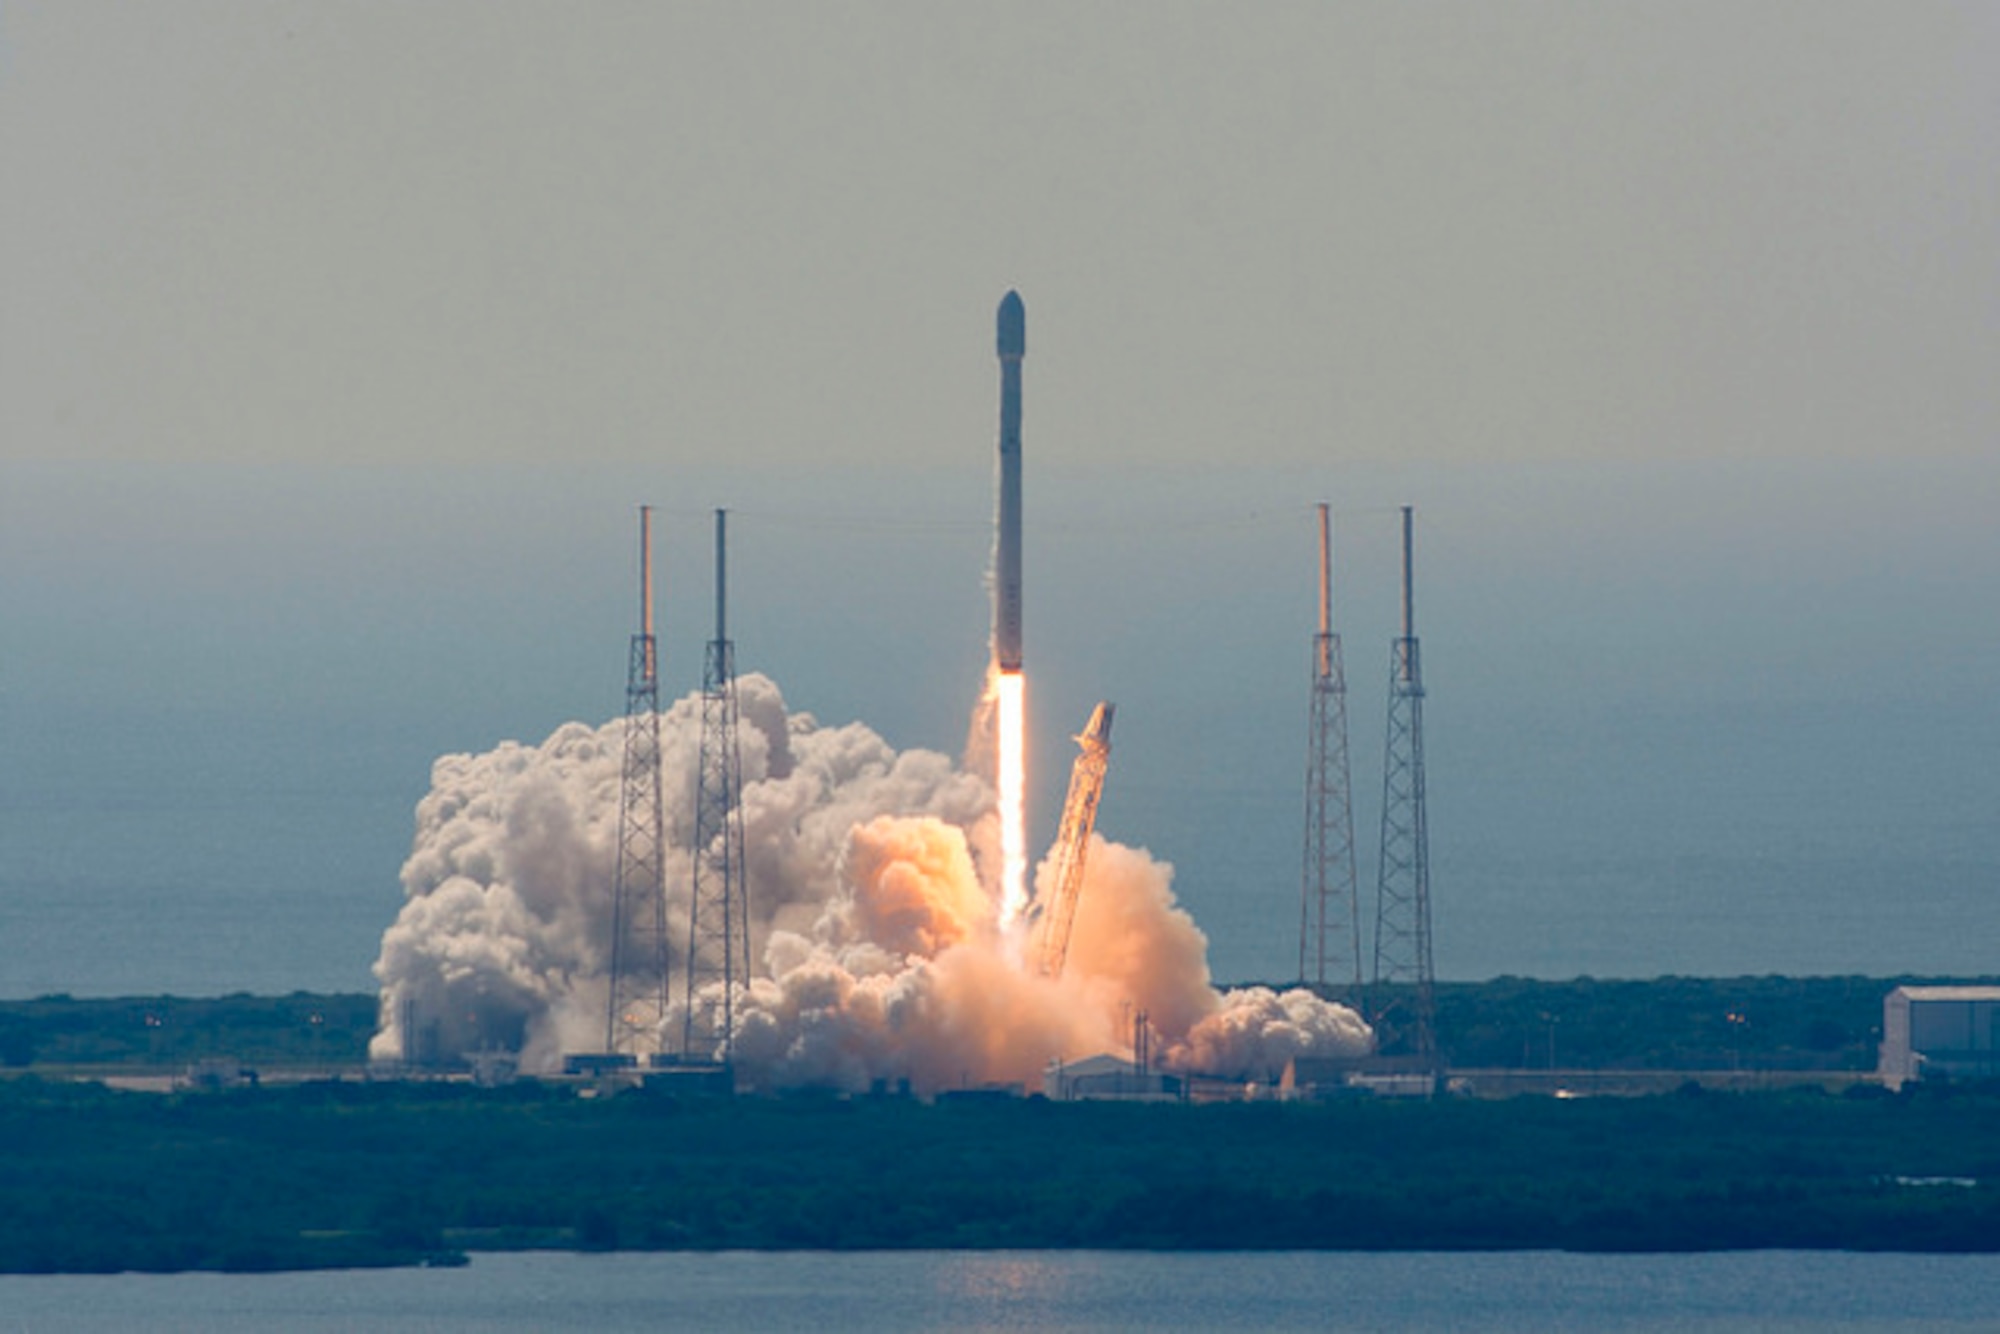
[1300,502,1361,998]
[1371,505,1437,1075]
[683,509,751,1064]
[606,506,670,1057]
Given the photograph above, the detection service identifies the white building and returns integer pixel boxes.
[1878,986,2000,1090]
[1046,1054,1183,1101]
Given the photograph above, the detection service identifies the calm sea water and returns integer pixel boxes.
[3,694,1997,999]
[2,1250,1998,1333]
[7,457,1999,998]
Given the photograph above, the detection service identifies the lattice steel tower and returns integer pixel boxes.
[682,508,751,1063]
[606,506,671,1056]
[1299,502,1362,996]
[1371,504,1437,1072]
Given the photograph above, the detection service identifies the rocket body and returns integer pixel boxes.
[995,291,1025,673]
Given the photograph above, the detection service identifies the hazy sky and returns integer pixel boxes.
[3,4,1997,993]
[6,3,1995,474]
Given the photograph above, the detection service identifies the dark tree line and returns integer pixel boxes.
[3,1076,2000,1272]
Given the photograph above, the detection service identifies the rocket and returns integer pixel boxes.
[995,290,1025,673]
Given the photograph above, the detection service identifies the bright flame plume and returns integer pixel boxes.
[995,669,1027,933]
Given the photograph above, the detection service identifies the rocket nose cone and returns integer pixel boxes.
[997,291,1025,357]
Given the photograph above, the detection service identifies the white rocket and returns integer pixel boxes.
[995,290,1025,673]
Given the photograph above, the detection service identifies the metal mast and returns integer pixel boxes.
[682,508,751,1064]
[606,506,671,1056]
[1371,504,1437,1073]
[1299,502,1362,996]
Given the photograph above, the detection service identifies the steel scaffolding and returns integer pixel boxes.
[682,509,751,1064]
[605,506,671,1057]
[1300,502,1362,997]
[1371,505,1437,1074]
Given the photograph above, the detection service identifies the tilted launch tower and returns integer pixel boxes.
[1033,702,1116,979]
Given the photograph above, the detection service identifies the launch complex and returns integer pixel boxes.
[489,292,1439,1094]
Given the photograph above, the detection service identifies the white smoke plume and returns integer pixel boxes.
[370,674,1371,1089]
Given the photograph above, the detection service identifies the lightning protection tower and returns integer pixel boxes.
[1299,502,1362,997]
[1371,504,1437,1075]
[682,508,751,1064]
[606,506,670,1057]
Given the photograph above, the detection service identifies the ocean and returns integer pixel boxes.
[5,459,1998,999]
[1,693,1996,999]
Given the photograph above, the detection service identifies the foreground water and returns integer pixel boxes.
[3,1250,1999,1333]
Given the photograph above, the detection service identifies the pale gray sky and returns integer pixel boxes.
[5,3,1994,473]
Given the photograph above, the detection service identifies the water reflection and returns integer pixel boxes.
[932,1250,1087,1303]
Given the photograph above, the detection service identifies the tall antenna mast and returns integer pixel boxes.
[606,506,670,1056]
[1299,502,1361,996]
[1371,504,1437,1080]
[683,508,751,1067]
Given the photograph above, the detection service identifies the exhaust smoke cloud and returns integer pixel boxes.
[371,674,1370,1090]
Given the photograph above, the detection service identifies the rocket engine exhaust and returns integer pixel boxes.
[995,670,1028,932]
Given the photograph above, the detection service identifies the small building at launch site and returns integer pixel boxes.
[1047,1054,1183,1102]
[561,1052,637,1078]
[1878,986,2000,1090]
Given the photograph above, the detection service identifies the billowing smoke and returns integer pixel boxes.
[371,675,1371,1089]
